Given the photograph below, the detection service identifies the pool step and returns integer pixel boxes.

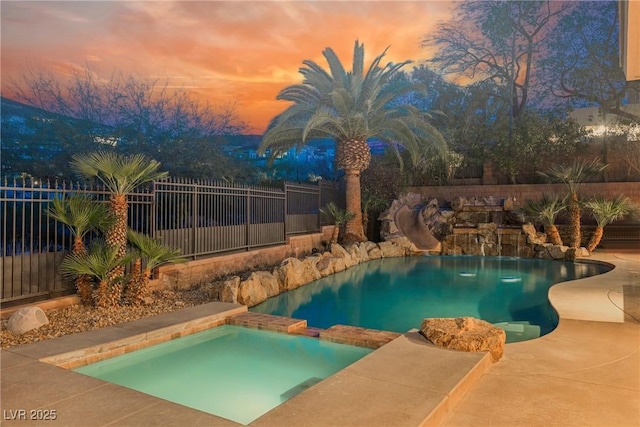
[320,325,401,349]
[227,312,307,334]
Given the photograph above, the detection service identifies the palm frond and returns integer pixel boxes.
[127,230,185,270]
[47,195,112,237]
[71,151,168,196]
[583,196,636,227]
[60,239,133,281]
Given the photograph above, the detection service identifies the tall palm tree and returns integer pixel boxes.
[538,159,608,248]
[70,151,168,277]
[259,40,447,242]
[125,230,184,305]
[520,195,566,246]
[583,196,637,252]
[60,239,134,309]
[47,195,113,305]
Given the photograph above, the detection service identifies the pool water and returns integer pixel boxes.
[252,256,610,343]
[74,325,371,425]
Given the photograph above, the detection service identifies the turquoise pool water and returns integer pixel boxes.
[74,325,371,425]
[252,256,610,343]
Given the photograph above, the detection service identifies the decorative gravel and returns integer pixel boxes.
[1,287,212,350]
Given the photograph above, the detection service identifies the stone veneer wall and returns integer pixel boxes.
[407,182,640,215]
[150,226,335,290]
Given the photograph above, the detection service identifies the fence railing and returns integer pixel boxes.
[1,178,341,306]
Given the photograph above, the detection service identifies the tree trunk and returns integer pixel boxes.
[568,194,581,248]
[343,169,366,243]
[95,279,121,309]
[72,237,93,305]
[330,225,340,245]
[587,226,604,252]
[124,258,144,306]
[75,275,94,306]
[546,224,563,246]
[107,194,128,279]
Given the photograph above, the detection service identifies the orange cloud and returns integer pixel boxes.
[1,1,453,133]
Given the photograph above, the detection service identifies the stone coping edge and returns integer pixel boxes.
[419,351,494,427]
[39,305,247,370]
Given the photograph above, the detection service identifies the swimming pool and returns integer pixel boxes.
[252,256,610,342]
[74,325,371,425]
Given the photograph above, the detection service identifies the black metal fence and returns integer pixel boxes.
[1,178,341,306]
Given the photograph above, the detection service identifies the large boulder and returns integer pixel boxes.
[420,317,506,362]
[212,276,241,304]
[7,306,49,335]
[237,273,269,307]
[316,255,335,277]
[331,244,356,268]
[275,257,321,292]
[378,241,405,258]
[522,223,547,245]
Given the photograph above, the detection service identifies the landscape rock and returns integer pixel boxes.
[215,276,241,304]
[331,244,356,268]
[238,273,268,307]
[275,257,320,291]
[420,317,506,362]
[316,256,335,277]
[367,246,383,260]
[7,306,49,335]
[522,223,547,245]
[575,247,590,257]
[378,241,405,258]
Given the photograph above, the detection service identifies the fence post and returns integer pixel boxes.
[284,182,288,241]
[317,181,322,231]
[192,180,198,259]
[246,186,251,250]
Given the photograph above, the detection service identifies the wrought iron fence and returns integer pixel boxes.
[1,177,340,306]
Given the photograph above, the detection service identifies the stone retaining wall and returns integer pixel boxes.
[151,226,335,290]
[407,182,640,216]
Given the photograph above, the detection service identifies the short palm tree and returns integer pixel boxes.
[259,40,447,243]
[125,230,184,305]
[583,196,637,252]
[538,159,608,248]
[520,195,566,246]
[320,202,356,245]
[47,195,113,305]
[60,239,134,309]
[70,151,168,278]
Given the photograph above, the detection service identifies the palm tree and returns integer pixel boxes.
[319,202,356,245]
[520,195,566,246]
[125,230,184,306]
[258,40,447,242]
[538,159,608,248]
[60,239,134,309]
[47,195,113,305]
[70,151,168,277]
[583,196,637,252]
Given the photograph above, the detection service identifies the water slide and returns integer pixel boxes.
[394,204,442,252]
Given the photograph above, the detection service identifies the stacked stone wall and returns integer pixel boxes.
[408,182,640,220]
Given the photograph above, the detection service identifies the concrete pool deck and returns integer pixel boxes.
[1,251,639,426]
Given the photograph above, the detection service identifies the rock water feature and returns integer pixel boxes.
[379,193,589,260]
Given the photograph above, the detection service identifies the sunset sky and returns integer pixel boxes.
[1,1,454,134]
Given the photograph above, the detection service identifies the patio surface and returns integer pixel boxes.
[1,250,638,426]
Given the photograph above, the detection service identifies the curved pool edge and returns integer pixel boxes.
[546,253,636,325]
